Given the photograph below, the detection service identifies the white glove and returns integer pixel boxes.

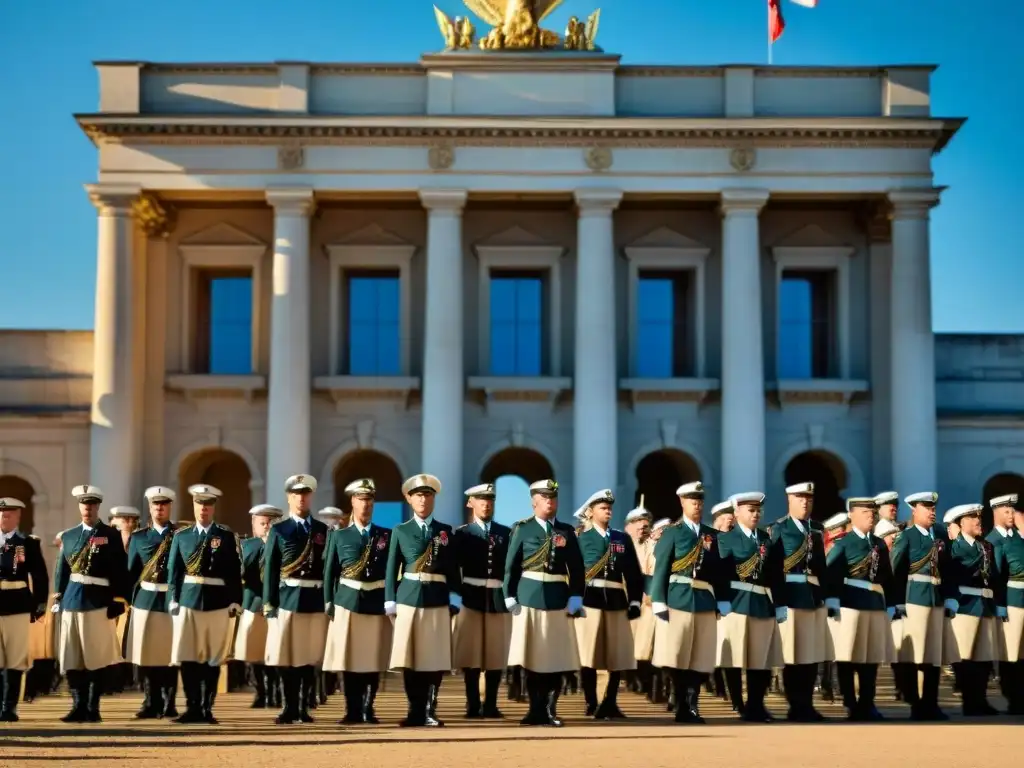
[944,598,959,616]
[567,595,584,615]
[775,606,788,623]
[504,597,523,616]
[227,603,240,617]
[168,601,180,617]
[996,606,1008,619]
[652,601,669,621]
[449,593,463,610]
[716,601,732,617]
[384,600,397,616]
[324,601,333,615]
[886,606,896,620]
[50,602,60,614]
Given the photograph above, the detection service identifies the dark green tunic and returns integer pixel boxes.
[262,517,329,614]
[767,516,825,610]
[324,523,391,615]
[650,522,722,613]
[240,537,264,613]
[166,523,243,611]
[990,529,1024,610]
[889,524,954,608]
[824,530,896,612]
[385,517,460,608]
[718,526,779,619]
[948,536,997,618]
[503,517,585,610]
[127,524,181,613]
[577,527,644,612]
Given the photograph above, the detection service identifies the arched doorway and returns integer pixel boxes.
[178,449,253,533]
[481,448,555,528]
[634,449,701,523]
[333,449,405,529]
[783,450,847,523]
[0,475,35,534]
[981,472,1024,533]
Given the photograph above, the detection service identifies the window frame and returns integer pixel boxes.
[474,244,565,377]
[179,243,266,375]
[623,245,710,379]
[771,246,854,380]
[324,244,415,377]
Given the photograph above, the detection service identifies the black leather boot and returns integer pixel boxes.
[298,666,315,723]
[84,669,103,722]
[364,673,381,724]
[173,663,203,723]
[482,669,503,717]
[580,667,598,715]
[61,670,88,722]
[275,668,300,724]
[742,669,772,723]
[266,666,281,708]
[544,673,563,726]
[160,667,179,717]
[424,673,443,727]
[463,668,482,717]
[202,665,220,724]
[595,672,626,719]
[724,667,745,714]
[519,670,547,725]
[250,663,267,708]
[134,667,161,718]
[400,670,426,727]
[340,672,362,723]
[0,669,22,722]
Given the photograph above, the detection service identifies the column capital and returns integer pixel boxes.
[719,188,770,215]
[419,188,467,212]
[574,188,622,213]
[888,187,943,219]
[266,187,316,216]
[86,183,142,214]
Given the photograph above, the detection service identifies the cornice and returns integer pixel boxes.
[77,116,962,154]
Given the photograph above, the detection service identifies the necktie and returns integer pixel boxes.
[301,520,309,534]
[361,526,369,543]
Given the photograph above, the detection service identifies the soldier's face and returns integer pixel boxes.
[531,493,558,520]
[960,514,981,538]
[993,505,1014,528]
[714,513,735,532]
[406,491,435,519]
[681,497,703,522]
[1014,511,1024,531]
[625,519,649,541]
[468,497,494,522]
[736,503,761,528]
[849,505,874,533]
[878,504,897,522]
[252,515,273,538]
[289,490,312,515]
[912,503,936,527]
[193,500,215,526]
[79,502,100,526]
[590,502,612,527]
[351,495,374,526]
[787,494,813,520]
[149,500,172,526]
[0,509,20,533]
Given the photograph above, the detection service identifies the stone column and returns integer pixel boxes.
[719,189,770,496]
[419,189,468,525]
[572,189,622,509]
[888,188,942,496]
[86,183,142,508]
[265,188,315,508]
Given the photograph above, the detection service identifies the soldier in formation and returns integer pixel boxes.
[991,494,1024,714]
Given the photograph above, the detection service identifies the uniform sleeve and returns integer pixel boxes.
[564,527,586,598]
[107,526,130,605]
[229,533,243,606]
[875,539,897,608]
[384,526,402,604]
[649,528,673,606]
[502,524,524,603]
[767,531,787,605]
[716,535,738,604]
[323,534,338,607]
[993,540,1009,610]
[28,537,49,609]
[53,534,70,600]
[939,540,960,603]
[445,525,462,597]
[261,526,282,611]
[619,534,644,605]
[824,537,846,601]
[888,531,909,603]
[126,533,144,594]
[167,533,183,604]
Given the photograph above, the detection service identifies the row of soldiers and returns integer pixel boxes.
[0,476,1022,725]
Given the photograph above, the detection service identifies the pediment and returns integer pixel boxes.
[477,225,551,247]
[628,227,707,249]
[773,224,848,248]
[334,223,409,245]
[179,222,264,246]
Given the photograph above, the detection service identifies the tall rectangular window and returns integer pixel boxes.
[345,270,401,376]
[779,269,836,379]
[636,270,693,377]
[489,271,544,376]
[193,270,252,374]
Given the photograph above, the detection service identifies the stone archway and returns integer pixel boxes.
[982,472,1024,533]
[634,449,702,523]
[0,475,35,534]
[481,448,555,528]
[332,449,405,529]
[178,449,253,534]
[783,450,848,523]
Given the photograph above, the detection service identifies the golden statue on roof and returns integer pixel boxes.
[433,1,601,51]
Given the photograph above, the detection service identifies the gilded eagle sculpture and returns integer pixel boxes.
[432,1,602,51]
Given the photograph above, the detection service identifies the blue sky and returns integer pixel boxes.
[1,0,1020,338]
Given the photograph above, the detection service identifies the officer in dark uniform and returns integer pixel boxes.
[323,478,393,724]
[988,493,1023,714]
[452,483,512,719]
[317,505,349,700]
[167,484,243,724]
[0,497,48,722]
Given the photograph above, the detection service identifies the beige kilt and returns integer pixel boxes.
[58,608,121,672]
[1000,605,1024,662]
[778,607,829,664]
[232,609,269,663]
[0,613,31,670]
[126,608,174,666]
[389,605,452,672]
[829,608,894,664]
[574,608,636,671]
[896,605,959,665]
[323,608,393,672]
[451,607,512,671]
[265,610,328,667]
[950,613,998,663]
[171,607,231,665]
[115,610,130,657]
[717,613,783,670]
[631,604,656,661]
[508,605,580,673]
[28,597,56,663]
[652,609,717,673]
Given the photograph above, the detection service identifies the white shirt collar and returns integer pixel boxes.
[353,520,370,534]
[82,522,94,532]
[153,523,167,535]
[684,517,700,534]
[195,524,210,535]
[852,526,868,539]
[291,513,311,526]
[962,533,976,546]
[915,524,932,538]
[592,522,609,537]
[533,516,551,530]
[474,518,490,532]
[790,516,806,533]
[414,515,433,528]
[737,522,756,539]
[995,525,1012,538]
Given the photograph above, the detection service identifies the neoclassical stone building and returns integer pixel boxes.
[2,50,1021,546]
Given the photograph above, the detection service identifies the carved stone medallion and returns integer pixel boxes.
[427,144,455,170]
[584,147,613,172]
[729,147,757,172]
[278,145,305,170]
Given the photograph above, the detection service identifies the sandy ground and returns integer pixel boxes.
[1,673,1021,768]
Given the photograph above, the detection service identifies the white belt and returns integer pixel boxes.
[402,572,446,583]
[139,582,169,593]
[522,572,566,583]
[909,574,940,585]
[669,575,714,594]
[183,575,225,586]
[339,578,385,591]
[785,573,820,586]
[844,578,883,595]
[730,580,768,596]
[959,586,994,599]
[588,578,624,590]
[462,577,503,589]
[70,574,109,587]
[0,581,28,591]
[282,578,324,588]
[1008,582,1024,591]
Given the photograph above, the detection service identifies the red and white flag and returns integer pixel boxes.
[768,0,786,43]
[789,0,819,6]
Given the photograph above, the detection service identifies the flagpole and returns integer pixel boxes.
[767,0,773,65]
